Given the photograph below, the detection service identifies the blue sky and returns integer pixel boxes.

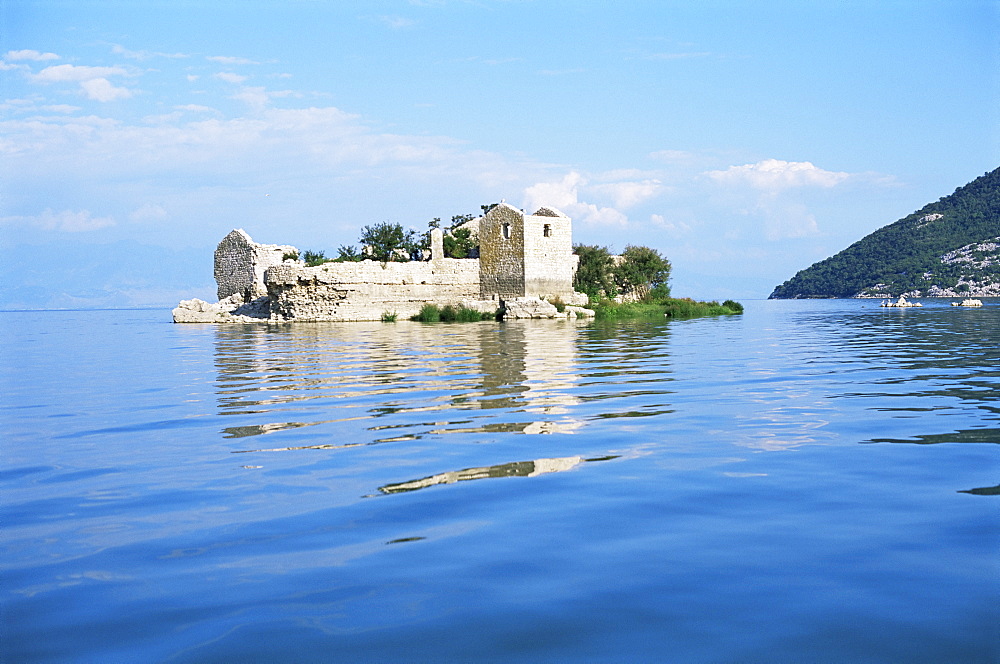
[2,0,997,307]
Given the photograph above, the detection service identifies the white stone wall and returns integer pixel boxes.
[265,258,486,321]
[522,209,575,299]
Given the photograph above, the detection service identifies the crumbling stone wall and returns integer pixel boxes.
[214,229,298,302]
[265,258,485,321]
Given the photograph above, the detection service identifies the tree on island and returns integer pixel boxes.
[573,244,672,301]
[615,245,672,300]
[573,244,619,300]
[357,222,420,262]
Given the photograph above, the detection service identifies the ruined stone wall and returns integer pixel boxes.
[214,229,297,302]
[265,258,485,321]
[479,203,526,299]
[522,209,576,299]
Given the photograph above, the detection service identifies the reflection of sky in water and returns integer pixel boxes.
[215,304,1000,460]
[4,302,999,663]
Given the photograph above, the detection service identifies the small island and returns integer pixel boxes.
[174,202,742,323]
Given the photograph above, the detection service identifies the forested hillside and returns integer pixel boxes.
[769,167,1000,298]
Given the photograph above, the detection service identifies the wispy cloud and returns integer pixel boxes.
[1,208,116,232]
[213,72,249,84]
[5,49,60,61]
[705,159,850,191]
[129,204,168,223]
[375,15,416,29]
[207,55,259,65]
[111,44,188,60]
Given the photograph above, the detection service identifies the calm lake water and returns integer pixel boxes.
[2,299,998,663]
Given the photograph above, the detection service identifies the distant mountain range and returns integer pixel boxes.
[769,167,1000,299]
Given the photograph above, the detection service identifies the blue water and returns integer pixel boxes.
[2,300,997,663]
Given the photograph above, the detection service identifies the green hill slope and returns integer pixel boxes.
[769,167,1000,299]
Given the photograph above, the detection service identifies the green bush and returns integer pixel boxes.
[590,297,744,320]
[410,303,494,322]
[303,250,331,267]
[411,304,441,322]
[381,311,398,322]
[282,250,299,262]
[335,245,363,262]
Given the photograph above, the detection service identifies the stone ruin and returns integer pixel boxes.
[173,203,593,323]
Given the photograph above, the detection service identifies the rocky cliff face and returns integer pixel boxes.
[854,237,1000,298]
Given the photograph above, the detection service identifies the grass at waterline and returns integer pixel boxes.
[591,297,744,320]
[410,304,500,322]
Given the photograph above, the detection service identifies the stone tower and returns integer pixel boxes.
[478,203,577,301]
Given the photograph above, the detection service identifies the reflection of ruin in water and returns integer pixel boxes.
[378,455,619,494]
[212,320,589,444]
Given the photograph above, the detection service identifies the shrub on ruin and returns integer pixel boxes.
[303,250,331,266]
[443,227,478,258]
[359,222,422,262]
[335,245,363,262]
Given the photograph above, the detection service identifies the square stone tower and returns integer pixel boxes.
[479,203,576,300]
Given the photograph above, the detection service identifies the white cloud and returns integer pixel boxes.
[207,56,259,65]
[2,209,117,232]
[705,159,850,191]
[32,64,127,83]
[175,104,217,113]
[523,172,628,226]
[231,86,269,110]
[214,72,248,84]
[649,149,694,163]
[5,49,59,61]
[590,179,663,209]
[111,44,187,60]
[80,78,133,101]
[129,204,168,222]
[30,64,134,101]
[650,213,692,238]
[42,104,81,113]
